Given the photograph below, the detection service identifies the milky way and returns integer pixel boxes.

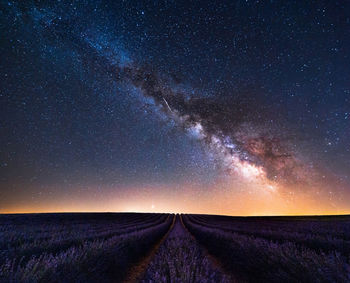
[110,62,311,193]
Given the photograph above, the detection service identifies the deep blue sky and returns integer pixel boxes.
[0,0,349,214]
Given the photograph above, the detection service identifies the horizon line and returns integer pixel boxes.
[1,211,350,217]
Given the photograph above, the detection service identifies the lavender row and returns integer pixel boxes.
[183,215,350,283]
[192,214,350,240]
[141,215,232,283]
[0,214,173,282]
[189,215,350,256]
[0,213,168,273]
[1,214,166,254]
[0,213,161,249]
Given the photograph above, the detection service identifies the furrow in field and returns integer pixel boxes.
[123,214,176,283]
[183,215,350,283]
[0,214,173,282]
[139,214,232,283]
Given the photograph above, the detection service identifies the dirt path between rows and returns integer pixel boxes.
[179,215,233,279]
[139,214,232,282]
[180,215,244,282]
[123,214,176,283]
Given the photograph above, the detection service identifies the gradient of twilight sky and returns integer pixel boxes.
[1,0,349,215]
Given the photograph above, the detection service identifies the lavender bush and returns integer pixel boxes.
[141,215,232,283]
[183,215,350,283]
[2,212,350,282]
[0,213,172,282]
[0,213,166,266]
[189,214,350,255]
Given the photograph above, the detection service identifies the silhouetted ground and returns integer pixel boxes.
[1,213,350,282]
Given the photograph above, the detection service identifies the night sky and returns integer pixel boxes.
[1,0,349,215]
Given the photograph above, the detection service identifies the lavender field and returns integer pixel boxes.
[1,213,350,282]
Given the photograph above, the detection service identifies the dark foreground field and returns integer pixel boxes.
[1,213,350,282]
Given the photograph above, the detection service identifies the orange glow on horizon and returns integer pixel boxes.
[1,183,350,216]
